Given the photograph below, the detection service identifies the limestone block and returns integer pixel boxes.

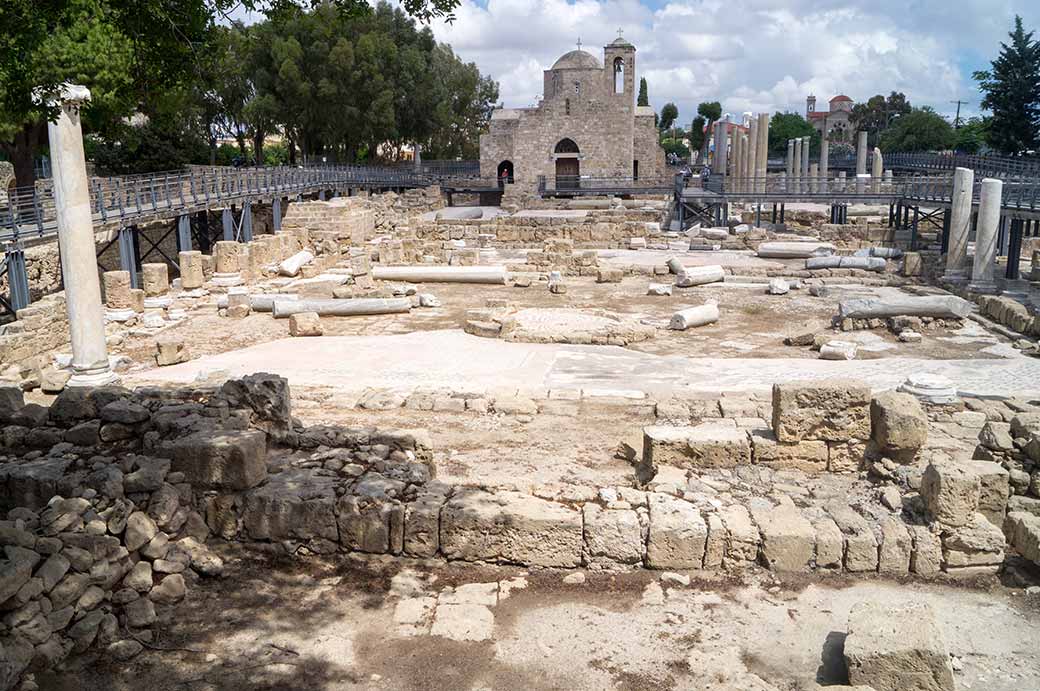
[1005,511,1040,566]
[336,496,398,554]
[828,440,867,472]
[908,525,942,577]
[583,504,644,565]
[941,513,1004,568]
[440,489,582,567]
[748,499,814,572]
[877,516,911,575]
[920,461,980,528]
[844,601,955,691]
[827,503,878,572]
[240,470,338,542]
[964,461,1009,526]
[178,251,204,290]
[140,263,169,297]
[772,380,871,443]
[213,241,242,274]
[288,312,323,337]
[404,492,445,558]
[102,271,132,309]
[813,516,844,569]
[646,494,707,569]
[719,504,760,563]
[871,391,928,460]
[169,430,268,491]
[596,268,623,283]
[129,289,145,313]
[642,423,751,470]
[749,430,827,473]
[703,513,726,569]
[155,340,188,367]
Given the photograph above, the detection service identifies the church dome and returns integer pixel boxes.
[551,50,601,70]
[608,36,634,49]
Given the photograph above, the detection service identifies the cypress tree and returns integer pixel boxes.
[637,78,649,107]
[973,15,1040,154]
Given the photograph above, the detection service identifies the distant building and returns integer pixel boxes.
[479,36,665,187]
[806,94,855,143]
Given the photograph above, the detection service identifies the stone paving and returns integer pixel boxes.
[128,329,1040,398]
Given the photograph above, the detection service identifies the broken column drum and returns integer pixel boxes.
[179,251,205,290]
[212,241,244,286]
[670,302,720,330]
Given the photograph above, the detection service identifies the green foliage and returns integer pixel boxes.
[953,117,990,154]
[973,15,1040,154]
[767,112,819,156]
[688,116,706,153]
[849,92,911,147]
[879,107,954,152]
[660,138,689,160]
[697,101,722,123]
[637,78,648,107]
[659,103,678,131]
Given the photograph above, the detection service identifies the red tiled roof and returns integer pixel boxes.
[830,95,853,103]
[808,111,828,119]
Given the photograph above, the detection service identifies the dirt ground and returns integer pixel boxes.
[44,546,1040,691]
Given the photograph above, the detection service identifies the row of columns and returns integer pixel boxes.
[943,167,1005,292]
[783,131,887,194]
[712,115,770,191]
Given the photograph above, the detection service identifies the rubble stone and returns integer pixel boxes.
[871,391,928,459]
[647,495,707,569]
[920,461,980,528]
[772,380,871,443]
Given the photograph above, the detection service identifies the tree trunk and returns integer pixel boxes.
[288,137,296,166]
[236,128,247,158]
[6,121,44,188]
[253,131,265,167]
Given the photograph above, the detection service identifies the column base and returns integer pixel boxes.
[104,308,136,323]
[942,270,968,285]
[898,374,958,404]
[211,273,243,287]
[66,366,119,388]
[967,280,999,294]
[143,296,173,309]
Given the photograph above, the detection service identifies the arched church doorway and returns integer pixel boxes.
[554,138,580,190]
[497,160,514,187]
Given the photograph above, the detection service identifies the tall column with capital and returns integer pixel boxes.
[755,113,769,193]
[819,137,830,193]
[47,85,117,387]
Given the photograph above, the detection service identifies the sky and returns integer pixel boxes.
[424,0,1040,126]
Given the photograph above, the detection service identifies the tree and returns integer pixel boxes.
[850,91,911,147]
[660,138,689,160]
[879,107,954,152]
[767,112,819,156]
[953,117,990,154]
[637,78,648,107]
[659,103,678,132]
[697,101,722,123]
[973,15,1040,154]
[688,115,706,153]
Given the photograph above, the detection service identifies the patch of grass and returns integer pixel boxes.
[741,304,768,316]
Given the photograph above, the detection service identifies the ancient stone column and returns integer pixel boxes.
[819,137,830,193]
[792,139,802,193]
[856,173,871,194]
[747,118,759,193]
[756,113,769,193]
[872,148,883,193]
[102,270,134,322]
[731,130,742,187]
[141,263,169,299]
[838,171,847,192]
[944,167,975,283]
[800,137,811,193]
[713,122,728,175]
[969,178,1003,293]
[856,131,868,175]
[786,139,794,183]
[179,250,204,289]
[45,84,116,386]
[809,163,819,194]
[212,240,243,286]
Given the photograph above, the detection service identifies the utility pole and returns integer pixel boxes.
[950,100,969,129]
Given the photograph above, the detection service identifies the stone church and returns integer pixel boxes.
[479,36,665,188]
[806,94,855,143]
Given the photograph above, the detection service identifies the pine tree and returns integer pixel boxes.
[973,15,1040,154]
[637,78,649,107]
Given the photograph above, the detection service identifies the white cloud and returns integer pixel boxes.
[430,0,1040,124]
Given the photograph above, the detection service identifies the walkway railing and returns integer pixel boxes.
[824,152,1040,179]
[0,164,460,244]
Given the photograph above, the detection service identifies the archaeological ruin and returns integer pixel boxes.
[1,76,1040,690]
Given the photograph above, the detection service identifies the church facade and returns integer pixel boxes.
[479,37,665,188]
[806,94,855,143]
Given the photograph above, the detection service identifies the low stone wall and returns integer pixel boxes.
[0,295,70,382]
[974,295,1039,338]
[415,209,663,249]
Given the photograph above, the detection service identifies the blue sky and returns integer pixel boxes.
[426,0,1040,125]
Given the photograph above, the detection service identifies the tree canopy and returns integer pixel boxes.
[0,0,478,185]
[879,107,954,152]
[849,92,911,148]
[659,103,678,131]
[973,15,1040,154]
[637,78,648,107]
[767,112,819,157]
[697,101,722,123]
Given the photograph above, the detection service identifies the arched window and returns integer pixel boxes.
[613,57,624,94]
[552,74,560,97]
[554,138,580,154]
[565,98,570,116]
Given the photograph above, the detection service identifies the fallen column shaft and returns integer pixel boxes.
[806,256,886,271]
[669,303,720,330]
[676,265,725,287]
[838,296,973,320]
[216,293,300,312]
[757,242,836,259]
[272,297,412,318]
[371,266,507,284]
